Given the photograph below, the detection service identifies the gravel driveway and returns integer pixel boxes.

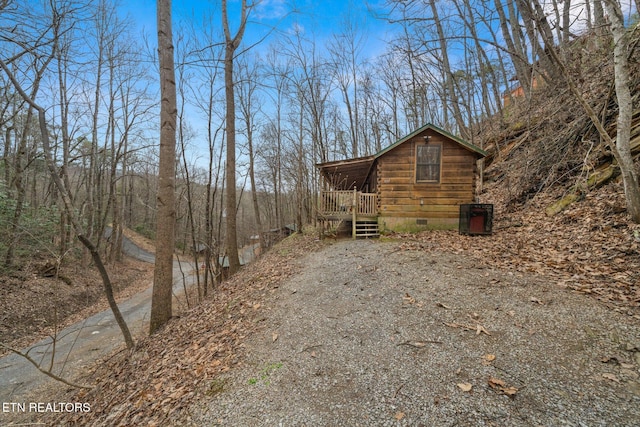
[192,239,640,426]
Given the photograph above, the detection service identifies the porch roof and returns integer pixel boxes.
[316,155,375,191]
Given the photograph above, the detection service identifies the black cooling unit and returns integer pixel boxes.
[459,204,493,235]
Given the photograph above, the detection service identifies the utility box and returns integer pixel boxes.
[459,204,493,235]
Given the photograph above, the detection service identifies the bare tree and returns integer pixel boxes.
[237,56,265,250]
[189,24,226,291]
[327,13,367,158]
[427,0,468,137]
[150,0,178,334]
[496,0,533,98]
[601,0,640,222]
[261,46,289,231]
[222,0,249,275]
[0,0,134,348]
[0,60,135,349]
[452,0,503,123]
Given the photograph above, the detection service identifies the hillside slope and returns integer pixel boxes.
[464,31,640,310]
[479,31,640,212]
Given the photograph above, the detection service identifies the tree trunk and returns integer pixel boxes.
[4,49,53,268]
[562,0,572,46]
[222,0,248,276]
[603,1,640,222]
[4,111,30,268]
[247,112,263,251]
[150,0,178,334]
[223,36,241,276]
[592,0,607,47]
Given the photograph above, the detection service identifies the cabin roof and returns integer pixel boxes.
[375,123,487,158]
[316,123,486,191]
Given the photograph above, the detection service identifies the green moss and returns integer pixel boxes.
[545,193,581,217]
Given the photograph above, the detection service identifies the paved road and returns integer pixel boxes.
[0,235,196,402]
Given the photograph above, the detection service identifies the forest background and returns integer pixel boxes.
[1,0,639,336]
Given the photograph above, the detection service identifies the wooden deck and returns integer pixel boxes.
[319,190,379,238]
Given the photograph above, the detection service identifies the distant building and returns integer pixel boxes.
[502,76,541,107]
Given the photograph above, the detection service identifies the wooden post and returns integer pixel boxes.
[352,187,357,239]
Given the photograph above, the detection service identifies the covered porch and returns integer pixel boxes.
[316,156,379,238]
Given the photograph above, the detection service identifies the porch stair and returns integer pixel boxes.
[354,219,379,238]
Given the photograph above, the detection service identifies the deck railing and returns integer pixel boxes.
[320,190,377,217]
[357,193,377,216]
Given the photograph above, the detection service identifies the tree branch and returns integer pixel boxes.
[0,343,91,390]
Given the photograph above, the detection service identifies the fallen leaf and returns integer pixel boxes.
[403,293,416,304]
[488,377,506,388]
[457,383,473,392]
[394,412,405,421]
[272,332,279,342]
[488,377,518,397]
[436,302,451,309]
[485,354,496,362]
[502,386,518,397]
[253,303,261,310]
[476,324,491,336]
[603,373,620,383]
[530,297,544,305]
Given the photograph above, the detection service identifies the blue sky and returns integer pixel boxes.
[114,0,394,167]
[119,0,391,57]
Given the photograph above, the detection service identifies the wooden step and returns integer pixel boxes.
[355,220,379,238]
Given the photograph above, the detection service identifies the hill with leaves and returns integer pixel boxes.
[463,30,640,309]
[479,32,640,212]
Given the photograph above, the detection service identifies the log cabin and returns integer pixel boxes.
[316,123,487,237]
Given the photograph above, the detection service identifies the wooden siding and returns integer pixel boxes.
[376,130,477,220]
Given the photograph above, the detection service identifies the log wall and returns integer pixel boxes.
[377,129,478,229]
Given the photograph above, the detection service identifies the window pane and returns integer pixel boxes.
[416,144,441,182]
